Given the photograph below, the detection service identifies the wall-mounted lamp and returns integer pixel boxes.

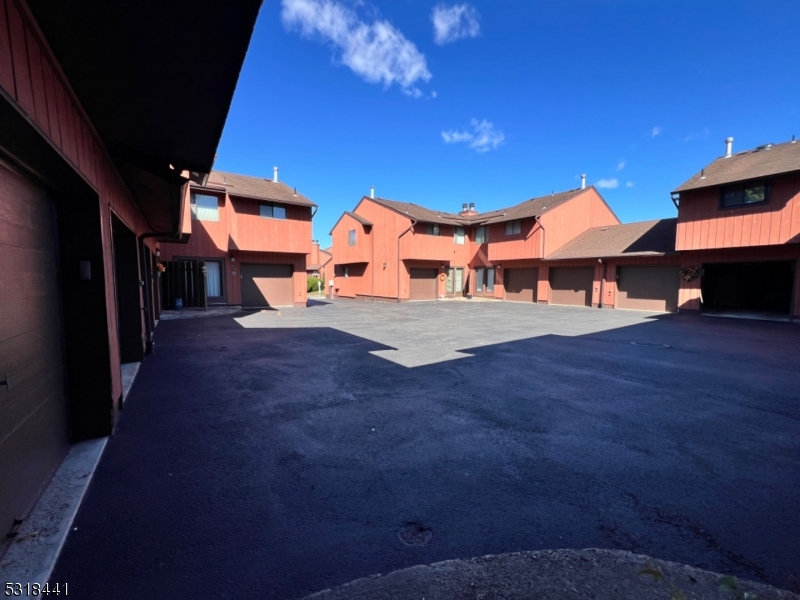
[382,262,387,269]
[230,257,235,263]
[156,248,161,258]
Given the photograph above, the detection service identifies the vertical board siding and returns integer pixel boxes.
[539,188,621,256]
[0,0,163,400]
[676,173,800,251]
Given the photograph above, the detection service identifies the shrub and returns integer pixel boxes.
[307,276,324,293]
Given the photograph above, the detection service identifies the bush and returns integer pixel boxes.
[307,276,324,293]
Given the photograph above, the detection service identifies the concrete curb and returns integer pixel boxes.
[303,549,800,600]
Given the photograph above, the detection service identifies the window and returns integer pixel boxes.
[720,180,769,208]
[475,226,488,244]
[191,193,219,222]
[454,226,465,244]
[504,220,521,235]
[259,202,286,219]
[426,223,440,236]
[344,266,349,278]
[348,229,356,246]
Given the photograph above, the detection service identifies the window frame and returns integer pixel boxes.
[259,202,287,219]
[475,226,488,244]
[719,179,770,210]
[454,226,466,245]
[348,229,357,247]
[425,223,440,236]
[504,220,522,236]
[190,193,220,222]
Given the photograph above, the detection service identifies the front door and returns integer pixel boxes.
[446,268,464,296]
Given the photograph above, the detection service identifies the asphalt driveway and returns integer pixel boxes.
[50,300,800,599]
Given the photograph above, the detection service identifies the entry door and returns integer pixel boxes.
[0,161,70,536]
[446,268,464,296]
[204,260,225,303]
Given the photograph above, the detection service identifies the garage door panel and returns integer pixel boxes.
[505,268,537,302]
[0,161,69,532]
[241,263,294,308]
[409,268,438,301]
[616,266,679,312]
[550,267,593,307]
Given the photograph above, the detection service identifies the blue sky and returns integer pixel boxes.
[215,0,800,246]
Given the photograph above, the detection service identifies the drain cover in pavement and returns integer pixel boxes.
[630,342,671,348]
[399,522,433,547]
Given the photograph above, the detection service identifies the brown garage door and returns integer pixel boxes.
[0,161,70,535]
[409,268,438,300]
[504,268,538,302]
[550,266,594,307]
[616,266,680,312]
[241,264,294,308]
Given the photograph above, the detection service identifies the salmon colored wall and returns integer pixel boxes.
[539,188,621,256]
[161,191,229,260]
[0,0,164,402]
[402,223,472,265]
[487,219,543,261]
[676,173,800,251]
[229,196,311,253]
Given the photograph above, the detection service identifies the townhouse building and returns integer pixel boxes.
[0,0,260,542]
[159,169,316,309]
[330,138,800,318]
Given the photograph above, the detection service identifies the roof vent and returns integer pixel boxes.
[792,135,797,144]
[700,168,705,180]
[581,174,586,189]
[724,137,733,158]
[370,186,375,199]
[293,187,298,196]
[469,203,475,210]
[754,143,773,152]
[462,203,468,211]
[273,166,279,182]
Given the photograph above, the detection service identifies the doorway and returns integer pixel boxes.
[446,267,465,297]
[111,215,144,364]
[701,261,795,317]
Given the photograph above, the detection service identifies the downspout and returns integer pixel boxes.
[534,215,546,304]
[396,218,417,302]
[598,259,606,308]
[371,225,375,301]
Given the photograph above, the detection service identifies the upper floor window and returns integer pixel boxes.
[426,223,440,236]
[720,180,769,209]
[348,229,356,246]
[259,202,286,219]
[504,220,522,235]
[454,226,465,244]
[475,226,488,244]
[191,193,219,222]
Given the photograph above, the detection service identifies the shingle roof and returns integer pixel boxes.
[194,170,317,207]
[480,188,589,224]
[546,218,677,260]
[328,210,373,235]
[673,140,800,193]
[369,187,591,226]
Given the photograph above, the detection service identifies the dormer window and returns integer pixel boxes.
[720,180,769,208]
[426,223,440,236]
[260,202,286,219]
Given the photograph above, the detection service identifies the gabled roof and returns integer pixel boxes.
[365,187,594,226]
[674,140,800,193]
[328,210,373,235]
[546,218,677,260]
[194,170,317,207]
[480,188,590,224]
[369,197,465,225]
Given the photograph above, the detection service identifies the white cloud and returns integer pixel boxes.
[617,160,625,171]
[431,3,480,45]
[650,126,662,137]
[441,118,504,153]
[596,178,619,189]
[625,181,634,188]
[281,0,431,96]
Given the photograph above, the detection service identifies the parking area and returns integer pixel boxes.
[51,300,800,599]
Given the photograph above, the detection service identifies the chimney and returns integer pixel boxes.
[469,202,475,211]
[273,166,279,182]
[581,174,586,189]
[462,203,468,211]
[725,137,733,158]
[370,186,375,199]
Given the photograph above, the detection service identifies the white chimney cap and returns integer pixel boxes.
[273,166,279,182]
[724,137,734,158]
[370,186,375,199]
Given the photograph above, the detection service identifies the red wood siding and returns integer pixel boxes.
[486,218,543,261]
[229,197,312,254]
[0,0,162,402]
[401,224,472,264]
[676,173,800,251]
[539,188,620,256]
[331,212,373,265]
